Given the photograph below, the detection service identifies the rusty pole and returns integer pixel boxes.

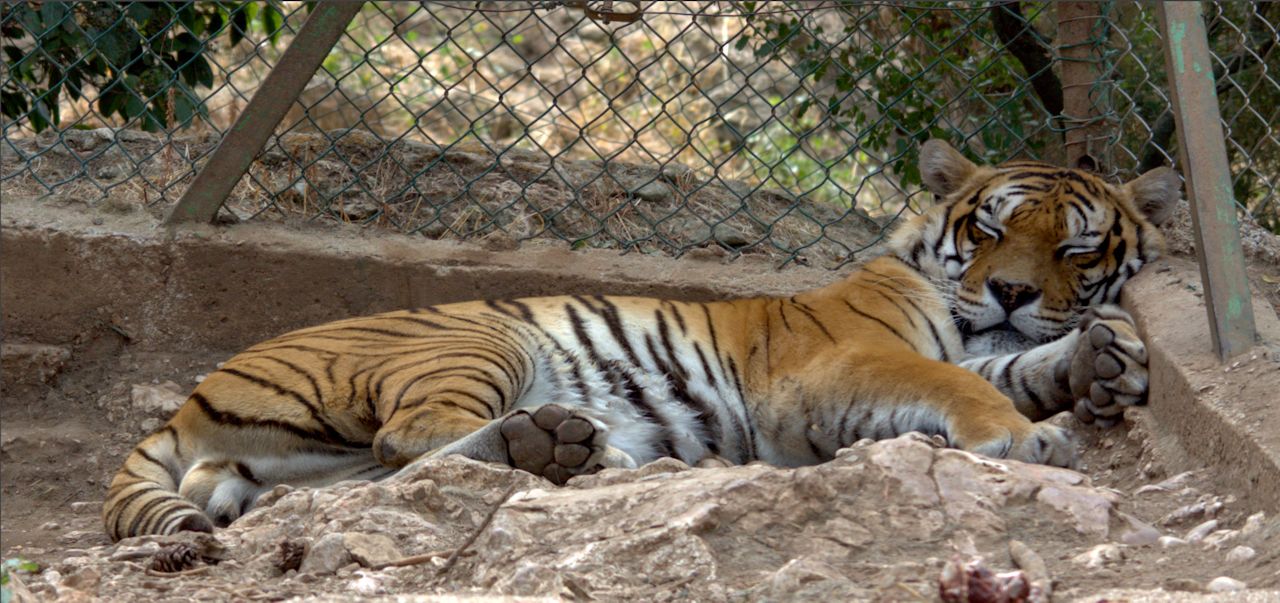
[165,2,363,225]
[1057,2,1105,172]
[1156,1,1257,360]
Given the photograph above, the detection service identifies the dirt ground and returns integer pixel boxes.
[2,346,1279,600]
[3,152,1280,599]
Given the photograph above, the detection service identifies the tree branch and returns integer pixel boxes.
[989,2,1064,120]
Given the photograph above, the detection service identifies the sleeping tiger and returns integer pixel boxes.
[104,140,1180,541]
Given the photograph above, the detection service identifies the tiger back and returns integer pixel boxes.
[103,140,1180,541]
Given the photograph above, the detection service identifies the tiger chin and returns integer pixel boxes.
[103,140,1181,541]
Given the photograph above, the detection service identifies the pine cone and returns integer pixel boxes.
[149,542,201,573]
[274,539,307,574]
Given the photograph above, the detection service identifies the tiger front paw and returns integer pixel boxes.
[1011,422,1079,469]
[1063,305,1149,427]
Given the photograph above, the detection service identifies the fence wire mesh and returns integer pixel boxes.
[2,1,1277,268]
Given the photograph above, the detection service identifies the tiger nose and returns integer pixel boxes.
[987,278,1041,313]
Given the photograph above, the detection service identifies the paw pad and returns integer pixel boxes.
[501,405,603,485]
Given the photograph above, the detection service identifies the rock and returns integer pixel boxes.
[1185,519,1219,543]
[130,382,185,414]
[299,533,351,575]
[1225,545,1256,563]
[40,521,61,531]
[342,533,402,568]
[1072,544,1124,569]
[1205,576,1246,593]
[69,502,99,513]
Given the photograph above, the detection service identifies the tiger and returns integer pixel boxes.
[103,140,1180,541]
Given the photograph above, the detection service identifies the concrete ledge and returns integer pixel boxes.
[1,199,834,352]
[1123,258,1280,513]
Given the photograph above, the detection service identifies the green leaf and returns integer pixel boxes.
[39,2,68,30]
[173,89,195,126]
[126,3,152,24]
[262,4,284,45]
[229,4,249,46]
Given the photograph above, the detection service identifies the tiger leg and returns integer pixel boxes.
[386,403,637,484]
[831,352,1077,467]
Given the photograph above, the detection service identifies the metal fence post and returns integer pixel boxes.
[164,2,363,225]
[1156,1,1257,360]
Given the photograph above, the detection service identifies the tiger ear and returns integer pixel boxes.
[919,139,978,198]
[1126,167,1182,226]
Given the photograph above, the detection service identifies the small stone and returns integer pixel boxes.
[131,382,186,415]
[40,521,60,531]
[1185,519,1218,543]
[61,566,101,591]
[342,533,401,568]
[69,502,98,513]
[1202,529,1239,549]
[629,180,671,203]
[1239,512,1266,538]
[1205,576,1246,593]
[1072,544,1124,569]
[1161,501,1207,525]
[1157,536,1186,549]
[1118,513,1161,546]
[1164,577,1204,592]
[299,533,350,575]
[1225,546,1256,563]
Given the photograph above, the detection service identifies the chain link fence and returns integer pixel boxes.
[3,1,1277,268]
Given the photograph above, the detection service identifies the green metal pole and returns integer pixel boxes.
[1156,1,1257,360]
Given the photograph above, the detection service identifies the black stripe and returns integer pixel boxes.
[1001,354,1022,399]
[804,426,826,461]
[644,332,721,455]
[724,356,756,459]
[841,300,915,349]
[396,393,490,419]
[251,355,325,409]
[222,368,359,448]
[788,298,836,343]
[606,363,677,458]
[107,485,156,536]
[387,365,505,418]
[191,392,360,448]
[580,296,643,367]
[667,302,688,335]
[134,447,169,473]
[129,493,182,537]
[859,263,953,362]
[776,300,793,333]
[1021,371,1046,414]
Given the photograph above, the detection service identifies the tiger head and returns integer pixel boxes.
[889,139,1182,345]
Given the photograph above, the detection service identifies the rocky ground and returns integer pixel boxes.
[3,366,1279,601]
